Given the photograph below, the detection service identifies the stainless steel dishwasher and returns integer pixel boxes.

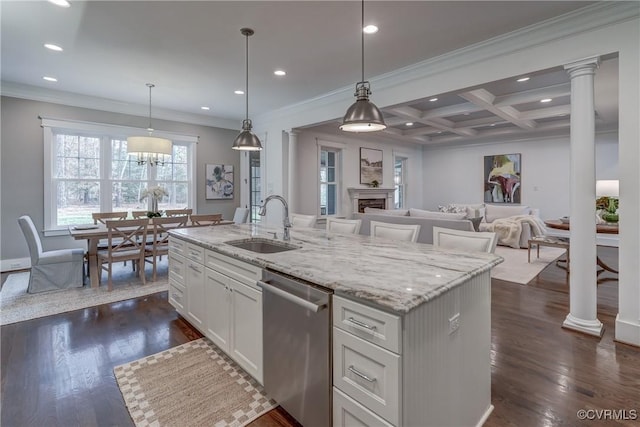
[258,270,332,427]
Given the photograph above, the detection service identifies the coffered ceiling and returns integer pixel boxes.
[1,0,618,146]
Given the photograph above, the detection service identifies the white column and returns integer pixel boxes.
[562,57,603,337]
[287,130,298,213]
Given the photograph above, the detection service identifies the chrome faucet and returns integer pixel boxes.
[259,195,292,241]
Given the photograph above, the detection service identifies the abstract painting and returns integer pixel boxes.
[484,153,521,204]
[206,164,234,200]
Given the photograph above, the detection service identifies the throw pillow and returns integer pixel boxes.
[468,217,483,232]
[409,208,467,220]
[437,204,468,215]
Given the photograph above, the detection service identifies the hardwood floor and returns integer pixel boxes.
[1,246,638,427]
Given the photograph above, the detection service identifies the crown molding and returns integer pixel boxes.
[256,2,639,127]
[0,81,238,130]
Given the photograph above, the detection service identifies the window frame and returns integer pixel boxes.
[318,141,344,218]
[42,117,197,236]
[393,154,408,209]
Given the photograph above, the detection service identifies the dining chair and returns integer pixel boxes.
[96,218,149,290]
[190,213,223,226]
[145,216,189,281]
[370,221,421,243]
[18,215,85,293]
[432,226,498,253]
[131,210,148,219]
[291,213,317,228]
[165,208,193,217]
[232,207,250,224]
[92,211,128,224]
[326,217,362,234]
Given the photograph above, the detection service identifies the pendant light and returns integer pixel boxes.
[127,83,172,166]
[340,0,387,133]
[232,28,263,151]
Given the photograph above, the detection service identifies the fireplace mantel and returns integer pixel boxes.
[347,187,395,213]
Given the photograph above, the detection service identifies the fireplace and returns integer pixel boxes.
[347,187,396,214]
[357,198,386,213]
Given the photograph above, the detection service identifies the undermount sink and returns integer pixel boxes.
[224,238,300,254]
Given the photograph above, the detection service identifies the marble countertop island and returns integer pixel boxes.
[170,224,502,314]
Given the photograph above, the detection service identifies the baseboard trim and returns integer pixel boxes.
[476,404,494,427]
[615,315,640,347]
[1,258,31,273]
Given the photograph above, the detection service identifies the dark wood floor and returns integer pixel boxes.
[1,246,638,427]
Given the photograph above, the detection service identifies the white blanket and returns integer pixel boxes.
[483,215,547,249]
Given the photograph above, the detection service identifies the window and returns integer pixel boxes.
[320,148,340,216]
[249,150,261,223]
[394,156,408,208]
[42,118,196,234]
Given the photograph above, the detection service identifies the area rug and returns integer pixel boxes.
[114,338,277,427]
[0,272,168,326]
[491,245,567,285]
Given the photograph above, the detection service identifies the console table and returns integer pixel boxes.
[544,220,618,274]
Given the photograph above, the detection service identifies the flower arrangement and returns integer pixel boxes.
[140,186,168,217]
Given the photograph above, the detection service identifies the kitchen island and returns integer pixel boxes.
[169,223,502,427]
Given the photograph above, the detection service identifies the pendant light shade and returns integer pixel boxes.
[341,0,386,133]
[127,83,173,166]
[232,28,262,151]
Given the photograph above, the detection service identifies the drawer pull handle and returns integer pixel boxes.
[348,365,377,383]
[189,265,201,273]
[348,317,377,331]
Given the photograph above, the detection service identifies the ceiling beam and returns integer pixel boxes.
[493,83,571,107]
[459,89,537,130]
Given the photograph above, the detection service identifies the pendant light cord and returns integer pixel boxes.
[361,0,365,83]
[147,83,154,131]
[245,32,249,121]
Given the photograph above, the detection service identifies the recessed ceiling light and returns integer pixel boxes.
[363,25,378,34]
[463,112,470,116]
[47,0,70,7]
[44,43,63,52]
[517,77,530,82]
[201,106,210,111]
[490,123,496,126]
[405,122,414,126]
[43,76,58,82]
[437,131,443,134]
[540,98,553,103]
[274,70,286,76]
[429,97,438,102]
[234,90,244,95]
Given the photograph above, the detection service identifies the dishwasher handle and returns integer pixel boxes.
[258,280,327,313]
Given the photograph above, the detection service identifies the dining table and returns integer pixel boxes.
[69,219,234,288]
[544,219,619,275]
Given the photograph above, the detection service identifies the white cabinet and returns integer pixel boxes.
[169,236,264,384]
[333,271,493,427]
[204,257,263,383]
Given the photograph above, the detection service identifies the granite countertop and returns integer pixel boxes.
[170,224,503,314]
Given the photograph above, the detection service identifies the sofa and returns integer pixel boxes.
[477,204,541,248]
[352,210,474,244]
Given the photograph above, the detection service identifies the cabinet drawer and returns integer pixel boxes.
[333,296,401,354]
[185,243,205,264]
[333,387,394,427]
[169,237,187,257]
[168,253,185,283]
[333,328,400,426]
[169,279,185,313]
[205,250,261,289]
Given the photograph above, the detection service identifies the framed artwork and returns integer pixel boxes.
[205,164,234,200]
[360,147,383,185]
[484,153,521,204]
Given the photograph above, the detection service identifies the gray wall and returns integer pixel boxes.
[1,96,240,261]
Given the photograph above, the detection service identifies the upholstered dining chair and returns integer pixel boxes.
[145,216,188,281]
[291,213,317,228]
[190,213,223,226]
[432,226,498,253]
[96,218,149,290]
[326,217,362,234]
[370,221,421,243]
[165,208,193,217]
[232,207,250,224]
[18,215,85,293]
